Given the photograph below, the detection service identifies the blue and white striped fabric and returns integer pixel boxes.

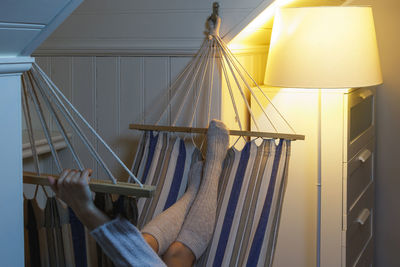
[197,138,291,267]
[131,131,202,229]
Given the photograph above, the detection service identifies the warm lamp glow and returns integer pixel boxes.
[265,6,382,88]
[228,0,298,50]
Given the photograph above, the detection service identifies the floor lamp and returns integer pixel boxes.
[264,6,382,267]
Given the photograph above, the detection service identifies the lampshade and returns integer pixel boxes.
[264,6,382,88]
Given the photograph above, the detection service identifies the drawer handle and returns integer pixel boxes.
[359,90,373,100]
[356,209,371,226]
[358,149,372,163]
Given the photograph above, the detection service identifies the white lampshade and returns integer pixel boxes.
[264,6,382,88]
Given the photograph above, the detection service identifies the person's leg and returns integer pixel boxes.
[175,120,229,259]
[142,120,229,266]
[162,241,195,267]
[142,233,159,252]
[141,161,203,255]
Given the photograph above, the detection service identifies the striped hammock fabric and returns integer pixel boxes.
[24,198,77,267]
[131,131,202,229]
[24,199,42,267]
[23,134,290,267]
[24,195,139,267]
[197,139,291,267]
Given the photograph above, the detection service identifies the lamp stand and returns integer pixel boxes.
[317,89,322,267]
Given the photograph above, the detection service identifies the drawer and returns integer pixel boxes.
[344,140,375,212]
[345,185,374,267]
[354,238,373,267]
[346,87,375,160]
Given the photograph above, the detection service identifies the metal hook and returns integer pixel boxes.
[207,2,221,38]
[212,2,220,21]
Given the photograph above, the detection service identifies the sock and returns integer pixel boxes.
[141,161,203,255]
[176,119,229,259]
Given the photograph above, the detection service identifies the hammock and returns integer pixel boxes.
[22,3,304,267]
[129,130,291,267]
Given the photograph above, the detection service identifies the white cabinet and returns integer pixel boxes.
[252,86,375,267]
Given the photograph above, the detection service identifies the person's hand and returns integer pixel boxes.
[48,168,111,230]
[48,169,94,215]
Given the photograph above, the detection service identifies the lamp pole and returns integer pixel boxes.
[317,89,322,267]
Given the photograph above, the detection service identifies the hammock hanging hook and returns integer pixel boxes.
[207,2,221,39]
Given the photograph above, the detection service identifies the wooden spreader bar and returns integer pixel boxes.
[129,124,305,141]
[23,172,155,198]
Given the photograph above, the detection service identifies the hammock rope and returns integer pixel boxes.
[155,40,209,125]
[216,36,278,132]
[28,70,84,170]
[32,64,145,186]
[141,15,299,139]
[189,39,213,127]
[216,35,297,134]
[217,42,244,131]
[207,38,216,124]
[24,73,63,173]
[172,41,211,126]
[22,77,41,175]
[29,67,118,184]
[22,79,51,199]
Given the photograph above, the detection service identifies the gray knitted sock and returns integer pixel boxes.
[176,119,229,259]
[141,161,203,255]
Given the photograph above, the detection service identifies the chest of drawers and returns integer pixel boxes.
[252,86,375,267]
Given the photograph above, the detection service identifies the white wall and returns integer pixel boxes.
[372,0,400,266]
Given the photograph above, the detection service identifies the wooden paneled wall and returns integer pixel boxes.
[24,51,266,184]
